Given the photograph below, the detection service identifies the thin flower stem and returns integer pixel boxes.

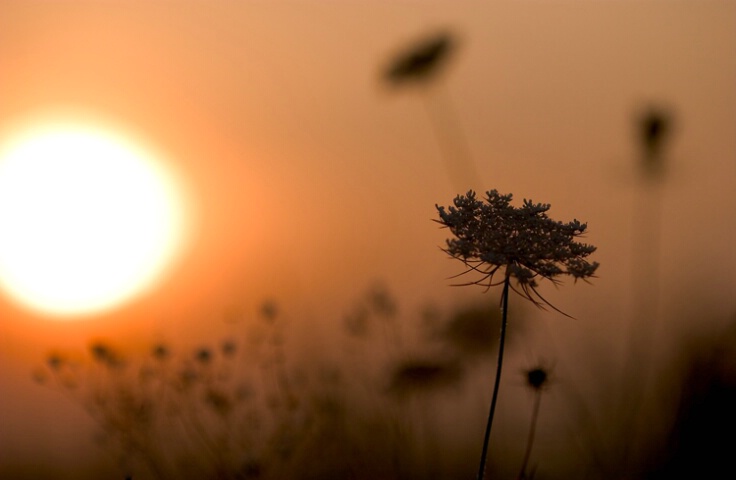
[518,389,543,480]
[421,85,481,192]
[477,274,511,480]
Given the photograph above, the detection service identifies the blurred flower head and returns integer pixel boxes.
[260,300,279,323]
[151,343,170,361]
[221,339,237,357]
[525,367,550,391]
[384,30,456,86]
[205,388,233,417]
[387,357,463,397]
[436,190,599,311]
[637,106,673,178]
[89,341,124,369]
[367,282,398,318]
[195,347,213,365]
[639,108,671,157]
[46,352,65,371]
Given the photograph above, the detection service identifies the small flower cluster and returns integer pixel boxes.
[436,190,599,309]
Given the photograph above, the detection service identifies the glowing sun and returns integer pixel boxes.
[0,125,189,317]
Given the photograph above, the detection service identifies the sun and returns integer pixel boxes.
[0,124,189,318]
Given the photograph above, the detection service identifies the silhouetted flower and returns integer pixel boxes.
[519,365,551,480]
[90,342,110,360]
[525,367,549,391]
[367,282,398,318]
[221,339,237,357]
[151,344,170,361]
[637,107,673,177]
[205,388,232,417]
[90,342,124,368]
[639,108,671,158]
[260,300,278,323]
[436,190,599,311]
[195,347,212,365]
[46,353,64,371]
[384,30,455,86]
[343,283,399,337]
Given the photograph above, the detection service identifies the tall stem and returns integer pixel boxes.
[518,390,543,480]
[421,83,482,192]
[477,275,510,480]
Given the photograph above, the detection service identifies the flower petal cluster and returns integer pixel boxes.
[436,190,599,310]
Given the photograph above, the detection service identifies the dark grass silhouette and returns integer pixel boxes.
[35,289,515,480]
[650,319,736,479]
[33,290,736,479]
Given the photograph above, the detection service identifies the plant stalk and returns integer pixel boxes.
[518,389,543,480]
[477,275,510,480]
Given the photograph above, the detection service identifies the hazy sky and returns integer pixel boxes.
[1,1,734,478]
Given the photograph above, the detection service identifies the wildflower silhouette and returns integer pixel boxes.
[518,366,552,480]
[436,189,598,480]
[388,358,463,398]
[616,105,674,468]
[383,29,481,191]
[384,30,454,86]
[638,107,672,179]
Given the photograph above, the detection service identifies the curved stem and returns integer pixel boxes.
[518,390,543,480]
[477,275,511,480]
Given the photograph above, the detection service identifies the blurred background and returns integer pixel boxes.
[1,1,734,479]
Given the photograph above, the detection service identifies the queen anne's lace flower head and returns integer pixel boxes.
[436,190,599,312]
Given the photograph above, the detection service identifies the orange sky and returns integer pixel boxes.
[0,1,735,478]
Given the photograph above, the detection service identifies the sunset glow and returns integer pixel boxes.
[0,125,188,317]
[0,2,733,478]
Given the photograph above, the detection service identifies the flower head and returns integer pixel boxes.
[436,190,599,312]
[387,357,463,397]
[525,367,550,391]
[151,343,170,361]
[639,108,671,159]
[89,341,124,369]
[221,339,237,357]
[195,347,212,365]
[384,30,455,86]
[637,106,673,179]
[46,352,65,371]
